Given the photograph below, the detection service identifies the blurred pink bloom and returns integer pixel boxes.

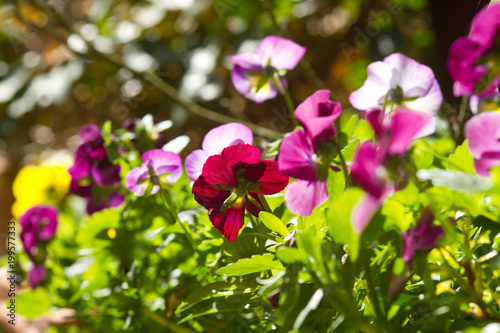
[448,4,500,97]
[465,111,500,177]
[350,53,441,136]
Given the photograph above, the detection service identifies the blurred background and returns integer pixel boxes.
[0,0,488,253]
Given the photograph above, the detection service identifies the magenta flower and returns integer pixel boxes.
[465,111,500,177]
[448,4,500,97]
[125,149,182,196]
[351,109,429,233]
[68,124,123,214]
[185,123,253,181]
[349,53,442,136]
[230,36,306,103]
[278,90,342,216]
[19,205,58,288]
[401,207,444,265]
[20,205,58,262]
[29,265,47,289]
[192,144,288,241]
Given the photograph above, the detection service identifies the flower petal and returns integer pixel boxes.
[185,149,210,181]
[351,194,383,234]
[404,79,442,119]
[383,53,435,97]
[278,130,318,182]
[202,123,254,155]
[387,109,430,155]
[256,36,306,70]
[202,144,261,186]
[349,60,394,110]
[209,206,245,241]
[125,164,150,196]
[465,111,500,176]
[351,142,387,199]
[192,175,231,211]
[252,160,289,195]
[284,180,328,216]
[29,265,47,289]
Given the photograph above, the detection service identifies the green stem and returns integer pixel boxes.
[273,75,299,127]
[159,188,196,250]
[256,189,273,213]
[365,266,387,332]
[332,139,351,186]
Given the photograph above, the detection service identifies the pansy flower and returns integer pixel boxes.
[448,3,500,97]
[185,123,253,181]
[465,111,500,177]
[351,109,430,233]
[125,149,183,196]
[68,124,124,215]
[192,144,288,241]
[278,90,341,216]
[401,207,444,266]
[230,36,306,103]
[349,53,442,136]
[19,205,58,288]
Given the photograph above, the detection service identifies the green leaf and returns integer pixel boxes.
[16,288,52,319]
[417,169,492,193]
[447,140,475,174]
[276,247,308,264]
[259,211,289,238]
[326,188,363,261]
[327,167,346,204]
[216,254,284,276]
[292,288,324,332]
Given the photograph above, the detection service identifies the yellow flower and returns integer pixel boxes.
[12,164,70,218]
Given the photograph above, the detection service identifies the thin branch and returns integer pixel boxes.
[13,1,284,139]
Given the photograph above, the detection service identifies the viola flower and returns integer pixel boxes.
[192,144,288,241]
[19,205,58,289]
[125,149,182,196]
[350,110,429,233]
[185,123,253,181]
[401,207,444,265]
[68,124,123,214]
[278,90,342,216]
[20,205,58,262]
[29,265,47,289]
[465,111,500,177]
[230,36,306,103]
[349,53,442,136]
[122,114,173,152]
[447,4,500,97]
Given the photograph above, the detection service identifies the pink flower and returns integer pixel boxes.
[125,149,182,196]
[465,111,500,177]
[350,53,441,136]
[192,144,288,241]
[230,36,306,103]
[401,207,444,265]
[278,90,342,216]
[448,4,500,97]
[185,123,253,181]
[350,110,429,233]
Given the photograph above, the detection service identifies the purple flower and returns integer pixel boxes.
[448,4,500,97]
[350,109,429,233]
[125,149,182,196]
[230,36,306,103]
[29,265,47,289]
[349,53,442,136]
[465,111,500,177]
[278,90,342,216]
[401,207,444,265]
[20,205,58,262]
[69,124,123,214]
[185,123,253,181]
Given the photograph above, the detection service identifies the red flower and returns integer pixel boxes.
[192,144,289,241]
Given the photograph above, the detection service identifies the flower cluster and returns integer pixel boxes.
[68,124,124,215]
[19,205,58,288]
